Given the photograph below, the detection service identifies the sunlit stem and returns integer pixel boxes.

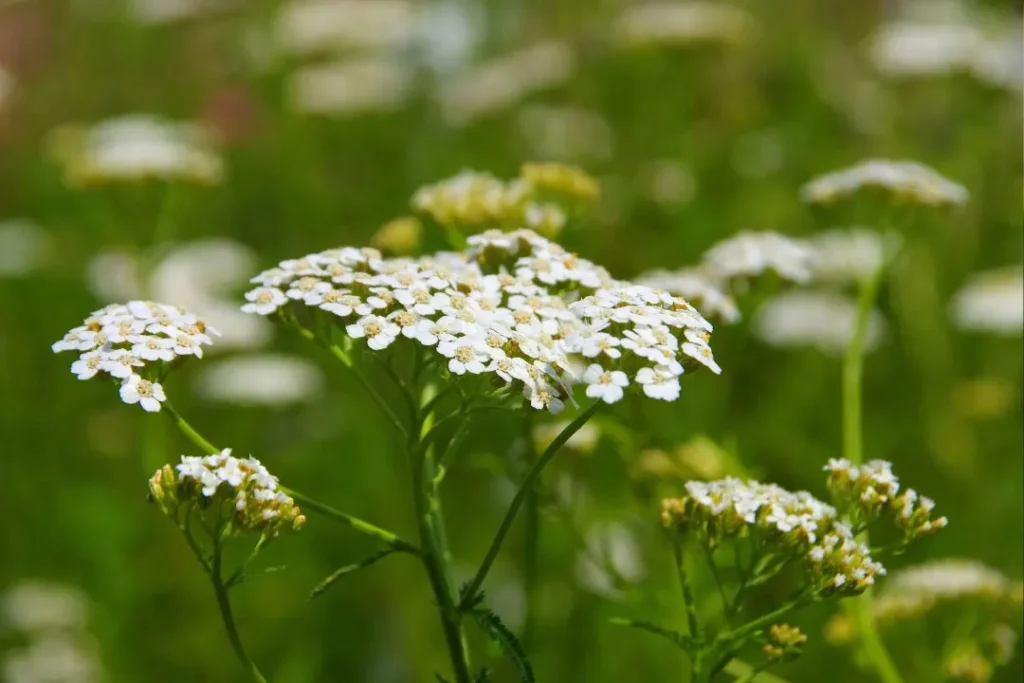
[459,401,601,611]
[162,401,219,455]
[841,266,905,683]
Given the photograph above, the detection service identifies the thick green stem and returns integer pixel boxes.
[841,269,905,683]
[459,402,601,610]
[413,386,472,683]
[211,538,268,683]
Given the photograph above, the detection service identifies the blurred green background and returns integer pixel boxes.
[1,0,1022,681]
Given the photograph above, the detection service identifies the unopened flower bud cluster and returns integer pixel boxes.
[149,449,305,536]
[825,458,948,542]
[411,163,599,238]
[800,159,968,207]
[242,228,720,413]
[763,623,807,663]
[661,477,886,597]
[52,301,218,412]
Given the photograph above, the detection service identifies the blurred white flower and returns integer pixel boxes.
[1,582,88,634]
[129,0,231,24]
[517,105,614,162]
[702,231,816,284]
[0,220,51,277]
[86,239,272,351]
[809,228,901,286]
[289,58,412,116]
[613,2,756,48]
[884,558,1014,603]
[634,268,740,323]
[0,66,13,111]
[639,159,697,206]
[575,522,646,600]
[3,635,101,683]
[753,291,886,355]
[413,0,483,75]
[532,420,601,455]
[194,354,324,405]
[801,159,968,207]
[275,0,417,55]
[437,42,576,126]
[868,17,1023,91]
[951,266,1023,336]
[48,115,223,186]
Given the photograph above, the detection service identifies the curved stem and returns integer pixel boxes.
[841,268,905,683]
[211,537,269,683]
[459,402,601,610]
[162,401,219,455]
[282,487,419,555]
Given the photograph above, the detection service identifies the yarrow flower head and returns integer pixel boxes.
[149,449,305,536]
[661,477,884,597]
[824,458,948,543]
[412,164,599,239]
[52,301,218,412]
[241,228,720,413]
[763,623,808,663]
[800,159,968,208]
[701,231,817,285]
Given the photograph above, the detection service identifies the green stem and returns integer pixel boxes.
[459,402,601,610]
[671,542,703,644]
[281,488,419,555]
[161,403,414,554]
[162,401,219,455]
[325,343,408,439]
[413,387,472,683]
[211,537,269,683]
[841,268,905,683]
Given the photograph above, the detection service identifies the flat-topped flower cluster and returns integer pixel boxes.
[242,228,720,412]
[149,449,305,536]
[661,477,884,596]
[51,301,218,412]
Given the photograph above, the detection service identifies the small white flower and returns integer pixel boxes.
[119,375,166,412]
[130,335,177,362]
[346,315,400,350]
[582,364,629,404]
[635,366,681,400]
[241,287,287,315]
[70,351,105,380]
[101,349,144,379]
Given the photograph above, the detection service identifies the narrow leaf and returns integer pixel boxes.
[309,549,395,600]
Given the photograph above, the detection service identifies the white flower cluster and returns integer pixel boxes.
[411,170,568,237]
[883,559,1016,606]
[951,266,1023,336]
[824,458,948,541]
[149,449,305,536]
[801,159,968,207]
[634,231,815,325]
[242,228,720,412]
[752,290,886,356]
[701,230,818,285]
[52,301,218,412]
[661,477,885,596]
[809,228,900,285]
[613,2,756,48]
[48,115,223,186]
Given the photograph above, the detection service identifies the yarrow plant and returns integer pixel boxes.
[49,163,979,683]
[52,165,723,683]
[613,460,947,682]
